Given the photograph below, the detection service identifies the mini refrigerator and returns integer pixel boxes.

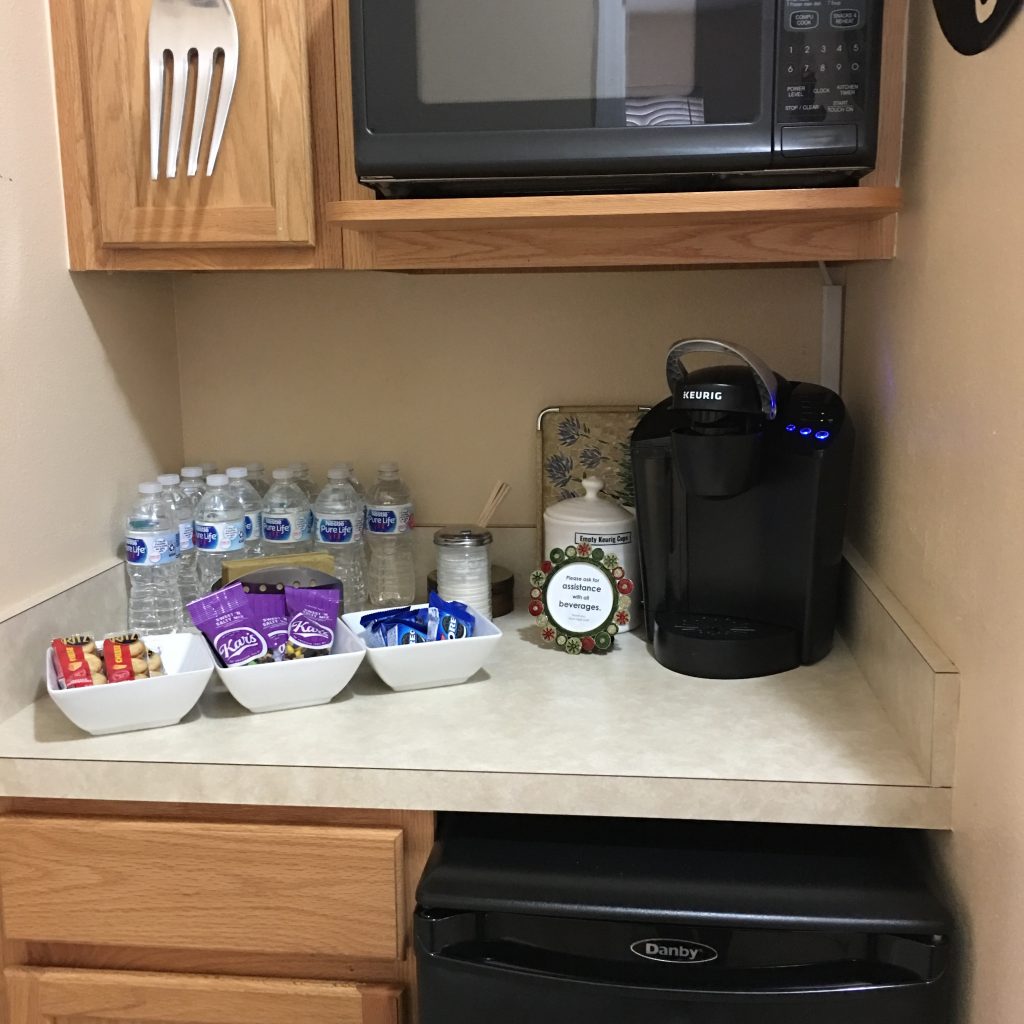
[415,815,952,1024]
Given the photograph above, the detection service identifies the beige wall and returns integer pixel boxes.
[843,7,1024,1021]
[173,268,822,526]
[0,4,183,620]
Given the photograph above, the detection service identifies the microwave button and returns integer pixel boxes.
[781,124,859,156]
[789,11,819,29]
[831,9,862,29]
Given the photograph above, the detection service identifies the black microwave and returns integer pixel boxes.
[350,0,885,199]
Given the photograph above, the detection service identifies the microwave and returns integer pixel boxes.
[350,0,885,199]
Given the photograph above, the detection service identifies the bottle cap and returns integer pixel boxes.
[327,468,349,482]
[246,462,265,474]
[332,461,354,476]
[290,462,309,473]
[201,463,217,475]
[434,525,493,548]
[157,474,181,486]
[226,467,248,479]
[272,468,294,481]
[138,482,162,495]
[181,466,203,479]
[207,474,229,487]
[378,461,400,476]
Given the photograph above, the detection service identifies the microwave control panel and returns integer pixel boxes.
[774,0,880,162]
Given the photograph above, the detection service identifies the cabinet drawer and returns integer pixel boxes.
[5,967,401,1024]
[0,817,404,959]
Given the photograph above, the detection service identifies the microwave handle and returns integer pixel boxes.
[666,338,778,420]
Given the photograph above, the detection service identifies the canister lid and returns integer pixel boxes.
[434,525,493,547]
[543,477,632,526]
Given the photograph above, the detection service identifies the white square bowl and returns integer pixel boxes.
[215,619,365,713]
[340,604,502,691]
[46,633,215,736]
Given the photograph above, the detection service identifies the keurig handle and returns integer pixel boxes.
[666,339,778,420]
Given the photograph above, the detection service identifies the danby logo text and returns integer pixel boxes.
[630,939,719,964]
[680,390,724,401]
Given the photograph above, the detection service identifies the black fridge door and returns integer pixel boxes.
[352,0,776,181]
[417,933,951,1024]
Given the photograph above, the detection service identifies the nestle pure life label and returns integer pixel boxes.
[367,503,414,535]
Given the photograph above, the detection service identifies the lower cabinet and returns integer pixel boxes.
[5,968,401,1024]
[0,805,434,1024]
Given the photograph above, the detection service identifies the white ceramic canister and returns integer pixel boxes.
[542,477,639,632]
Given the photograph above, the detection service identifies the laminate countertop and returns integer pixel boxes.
[0,613,952,829]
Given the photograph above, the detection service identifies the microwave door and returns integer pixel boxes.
[352,0,777,189]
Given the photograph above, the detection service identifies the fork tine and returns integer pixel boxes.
[165,50,189,179]
[148,51,166,181]
[187,50,216,177]
[206,40,238,175]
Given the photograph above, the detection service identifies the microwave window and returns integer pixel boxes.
[364,0,765,132]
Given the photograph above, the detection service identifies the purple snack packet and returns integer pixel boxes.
[248,589,290,661]
[187,583,269,667]
[284,585,341,659]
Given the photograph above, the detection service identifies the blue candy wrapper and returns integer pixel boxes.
[358,599,475,647]
[429,593,475,641]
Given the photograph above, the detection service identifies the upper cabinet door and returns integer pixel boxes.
[52,0,316,255]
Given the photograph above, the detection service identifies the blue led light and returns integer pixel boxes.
[799,427,813,436]
[815,430,831,441]
[786,423,797,433]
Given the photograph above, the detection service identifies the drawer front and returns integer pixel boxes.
[0,817,404,959]
[5,967,401,1024]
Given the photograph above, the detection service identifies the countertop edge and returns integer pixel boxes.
[0,759,952,829]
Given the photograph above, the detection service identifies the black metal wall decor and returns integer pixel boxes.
[934,0,1023,54]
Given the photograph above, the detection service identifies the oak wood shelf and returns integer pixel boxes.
[327,187,903,233]
[324,186,904,271]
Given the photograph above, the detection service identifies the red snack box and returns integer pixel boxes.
[102,638,137,684]
[51,638,96,689]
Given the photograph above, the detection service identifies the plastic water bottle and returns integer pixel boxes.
[125,482,182,633]
[332,461,364,498]
[158,474,201,610]
[366,461,416,607]
[200,461,218,478]
[314,468,368,612]
[227,467,263,557]
[246,462,269,497]
[289,462,317,500]
[193,475,247,593]
[262,469,312,555]
[180,466,206,506]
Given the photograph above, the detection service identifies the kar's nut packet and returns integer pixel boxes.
[187,583,269,668]
[284,585,340,659]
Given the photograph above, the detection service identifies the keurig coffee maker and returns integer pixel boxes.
[631,339,853,679]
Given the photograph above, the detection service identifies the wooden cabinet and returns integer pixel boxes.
[0,818,405,959]
[49,0,908,272]
[5,969,401,1024]
[0,804,433,1024]
[51,0,344,270]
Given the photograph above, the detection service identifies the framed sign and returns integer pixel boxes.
[934,0,1023,54]
[529,545,635,655]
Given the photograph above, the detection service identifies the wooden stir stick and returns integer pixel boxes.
[476,481,511,529]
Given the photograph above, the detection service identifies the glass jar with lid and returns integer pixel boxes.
[434,526,493,620]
